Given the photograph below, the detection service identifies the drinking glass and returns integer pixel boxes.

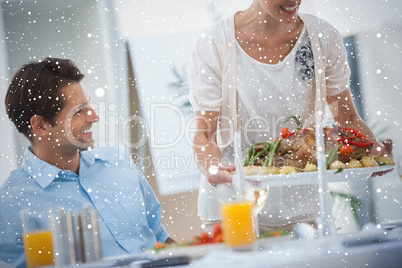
[244,180,269,237]
[20,208,55,268]
[220,200,256,247]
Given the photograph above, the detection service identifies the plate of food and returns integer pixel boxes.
[147,224,292,259]
[148,223,225,259]
[239,117,395,187]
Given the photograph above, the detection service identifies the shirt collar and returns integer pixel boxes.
[22,146,63,189]
[22,146,110,189]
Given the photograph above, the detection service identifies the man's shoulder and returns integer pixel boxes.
[0,167,28,190]
[0,168,31,211]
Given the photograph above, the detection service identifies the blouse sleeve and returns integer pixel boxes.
[188,31,223,112]
[325,25,351,96]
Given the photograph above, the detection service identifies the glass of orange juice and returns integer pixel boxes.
[20,208,55,268]
[220,201,256,247]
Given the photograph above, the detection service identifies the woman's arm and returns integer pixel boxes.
[327,89,393,157]
[193,111,235,186]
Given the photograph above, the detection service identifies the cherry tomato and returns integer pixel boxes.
[199,232,210,244]
[340,144,354,155]
[281,127,290,139]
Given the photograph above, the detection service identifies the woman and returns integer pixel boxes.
[189,0,392,232]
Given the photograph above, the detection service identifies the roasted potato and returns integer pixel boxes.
[243,166,262,176]
[346,159,363,169]
[279,166,300,174]
[361,156,379,167]
[261,166,280,175]
[329,160,346,170]
[304,163,318,172]
[373,155,395,166]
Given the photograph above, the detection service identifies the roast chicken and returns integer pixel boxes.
[249,125,374,171]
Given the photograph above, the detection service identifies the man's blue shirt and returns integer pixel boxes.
[0,144,169,268]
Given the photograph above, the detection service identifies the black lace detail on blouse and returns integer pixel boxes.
[296,39,314,82]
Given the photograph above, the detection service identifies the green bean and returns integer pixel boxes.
[243,145,255,167]
[262,142,274,166]
[326,146,340,168]
[263,154,270,167]
[265,139,281,167]
[249,142,271,166]
[243,142,262,166]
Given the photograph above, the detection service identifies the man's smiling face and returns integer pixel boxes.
[46,81,99,153]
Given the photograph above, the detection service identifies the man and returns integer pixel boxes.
[0,58,174,267]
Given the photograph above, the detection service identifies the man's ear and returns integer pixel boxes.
[30,115,49,136]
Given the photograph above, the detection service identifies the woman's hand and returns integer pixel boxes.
[193,111,236,186]
[206,163,236,186]
[377,139,393,159]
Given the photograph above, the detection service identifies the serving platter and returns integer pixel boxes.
[146,234,293,260]
[242,165,395,187]
[380,219,402,230]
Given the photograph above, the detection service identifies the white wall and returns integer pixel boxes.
[0,10,17,184]
[313,0,402,36]
[116,0,250,37]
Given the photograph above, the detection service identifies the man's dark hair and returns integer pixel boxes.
[5,57,84,138]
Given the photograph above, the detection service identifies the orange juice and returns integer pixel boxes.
[23,230,54,268]
[221,201,256,247]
